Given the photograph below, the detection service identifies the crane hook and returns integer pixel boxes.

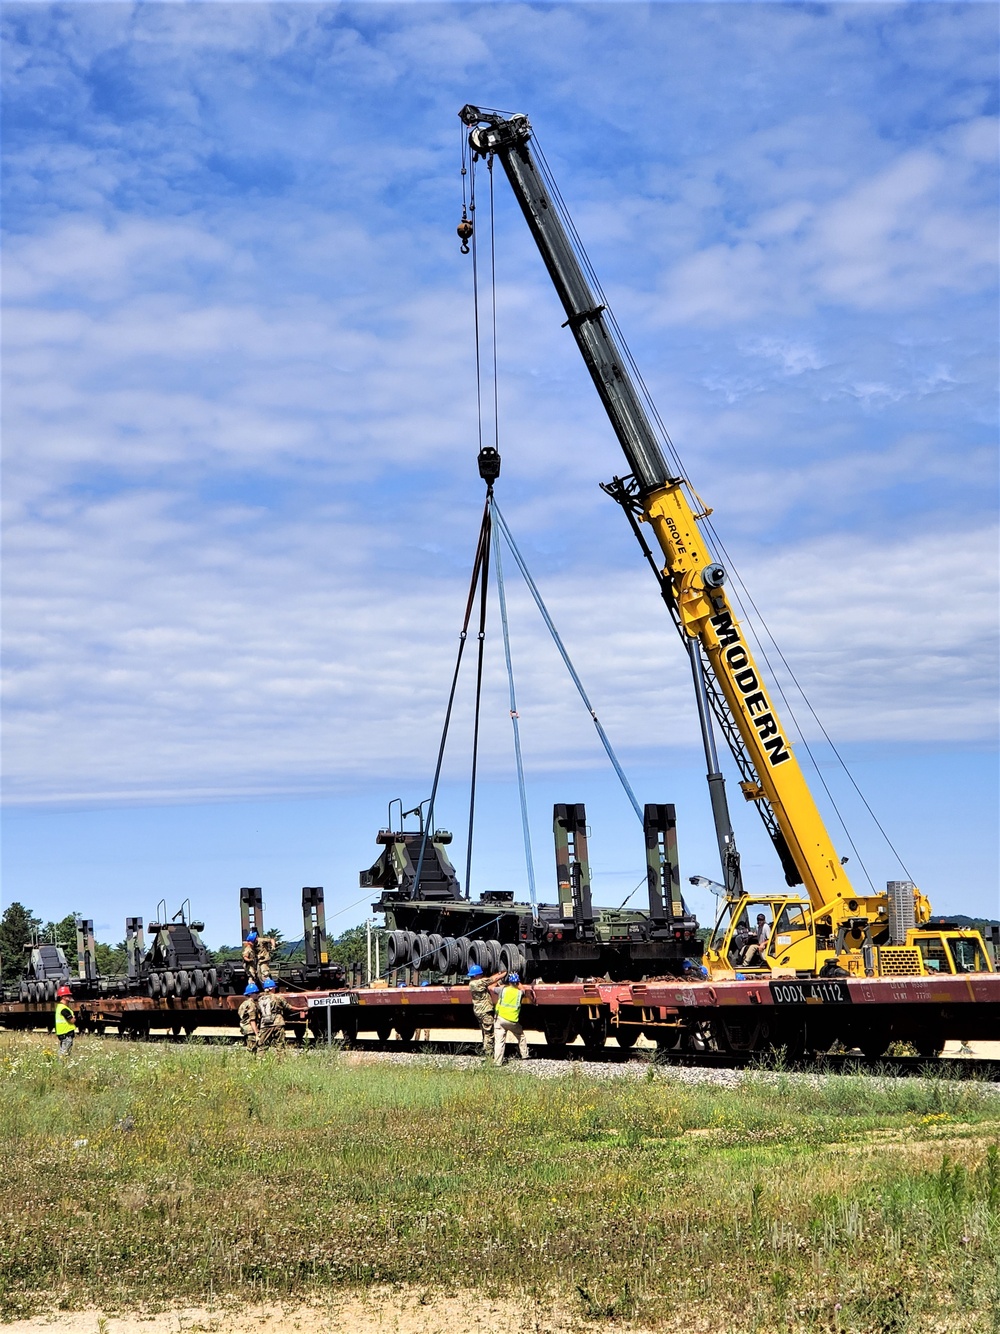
[457,211,473,254]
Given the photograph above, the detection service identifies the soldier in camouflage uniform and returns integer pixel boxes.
[242,931,259,988]
[255,935,275,985]
[467,964,506,1055]
[255,978,290,1050]
[238,983,260,1052]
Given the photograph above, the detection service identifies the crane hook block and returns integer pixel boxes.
[457,217,474,253]
[478,446,501,485]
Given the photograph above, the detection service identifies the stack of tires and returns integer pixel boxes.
[19,979,60,1004]
[146,967,218,999]
[383,930,525,977]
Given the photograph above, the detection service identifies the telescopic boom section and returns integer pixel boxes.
[460,105,875,924]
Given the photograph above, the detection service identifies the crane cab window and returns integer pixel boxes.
[729,903,773,968]
[768,903,810,955]
[709,903,735,953]
[915,936,951,974]
[948,937,989,974]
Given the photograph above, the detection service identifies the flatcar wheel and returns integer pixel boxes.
[394,1020,416,1044]
[375,1022,393,1044]
[615,1027,640,1049]
[858,1028,891,1060]
[912,1033,944,1060]
[579,1011,608,1051]
[650,1030,683,1052]
[686,1020,718,1053]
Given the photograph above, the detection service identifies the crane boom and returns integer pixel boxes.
[459,105,886,930]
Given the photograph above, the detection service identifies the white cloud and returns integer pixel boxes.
[2,2,997,819]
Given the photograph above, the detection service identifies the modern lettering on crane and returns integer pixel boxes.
[709,612,790,767]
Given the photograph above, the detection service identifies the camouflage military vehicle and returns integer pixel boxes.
[362,801,701,984]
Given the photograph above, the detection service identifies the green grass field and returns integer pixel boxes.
[1,1033,998,1332]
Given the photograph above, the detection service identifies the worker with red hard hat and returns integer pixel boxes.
[54,985,77,1058]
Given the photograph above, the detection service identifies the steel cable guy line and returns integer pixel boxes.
[491,509,539,918]
[491,501,644,823]
[464,502,491,901]
[411,502,492,902]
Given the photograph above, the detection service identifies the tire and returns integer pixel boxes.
[485,940,505,972]
[454,937,471,975]
[27,983,38,1004]
[433,936,452,973]
[413,934,432,970]
[500,943,522,973]
[443,937,462,973]
[161,971,175,997]
[192,968,205,995]
[148,973,161,999]
[18,983,27,1003]
[468,939,493,971]
[177,970,192,998]
[386,930,409,969]
[427,934,445,970]
[206,968,218,996]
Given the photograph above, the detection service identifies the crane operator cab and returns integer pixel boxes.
[705,894,994,979]
[707,896,815,975]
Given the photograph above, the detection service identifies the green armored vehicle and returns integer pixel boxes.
[362,801,702,984]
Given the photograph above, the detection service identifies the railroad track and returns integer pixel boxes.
[86,1029,1000,1078]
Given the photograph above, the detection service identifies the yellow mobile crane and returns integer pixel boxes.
[460,105,993,982]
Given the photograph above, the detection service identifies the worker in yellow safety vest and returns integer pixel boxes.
[54,985,77,1058]
[493,972,529,1066]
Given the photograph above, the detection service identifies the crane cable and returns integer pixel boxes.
[410,501,492,902]
[491,510,539,918]
[491,502,643,823]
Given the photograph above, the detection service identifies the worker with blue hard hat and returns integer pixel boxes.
[466,959,506,1057]
[256,977,290,1051]
[237,982,260,1053]
[493,971,529,1066]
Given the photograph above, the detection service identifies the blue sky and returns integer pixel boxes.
[2,3,997,944]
